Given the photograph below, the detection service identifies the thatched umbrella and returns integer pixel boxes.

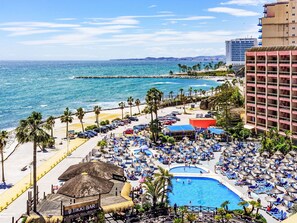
[261,174,272,180]
[269,187,283,195]
[57,173,114,198]
[275,150,284,156]
[271,154,280,160]
[286,186,297,193]
[253,169,262,175]
[265,196,277,203]
[283,194,296,202]
[282,158,290,164]
[58,161,124,181]
[287,178,297,184]
[289,150,297,156]
[285,153,293,159]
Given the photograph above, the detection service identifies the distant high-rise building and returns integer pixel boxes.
[226,38,257,66]
[259,0,297,47]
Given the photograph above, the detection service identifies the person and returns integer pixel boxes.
[174,203,177,215]
[248,188,252,198]
[257,198,261,205]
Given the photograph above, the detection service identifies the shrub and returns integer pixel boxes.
[85,125,97,131]
[97,140,107,148]
[167,137,175,144]
[105,120,110,124]
[100,121,106,126]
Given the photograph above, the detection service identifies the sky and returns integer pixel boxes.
[0,0,271,60]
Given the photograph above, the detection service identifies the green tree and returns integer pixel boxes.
[186,213,197,223]
[118,102,125,119]
[169,70,174,75]
[45,116,55,138]
[127,96,134,117]
[76,107,85,132]
[93,105,102,128]
[154,166,173,203]
[0,131,8,183]
[16,112,50,212]
[188,87,193,97]
[143,178,164,209]
[178,206,188,223]
[135,99,141,114]
[60,107,73,139]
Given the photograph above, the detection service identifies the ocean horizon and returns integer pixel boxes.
[0,60,220,130]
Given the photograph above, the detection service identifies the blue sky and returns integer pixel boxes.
[0,0,270,60]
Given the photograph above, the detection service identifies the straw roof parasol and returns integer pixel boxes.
[58,161,124,181]
[285,153,293,159]
[283,194,296,202]
[265,196,277,202]
[286,186,297,193]
[275,150,284,156]
[261,151,270,157]
[289,150,297,156]
[287,178,297,183]
[57,173,114,198]
[276,204,287,212]
[253,169,262,175]
[271,154,280,159]
[269,187,283,194]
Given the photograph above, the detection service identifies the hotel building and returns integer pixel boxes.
[259,0,297,47]
[245,46,297,138]
[226,38,257,66]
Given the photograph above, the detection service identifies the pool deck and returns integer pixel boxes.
[152,151,279,223]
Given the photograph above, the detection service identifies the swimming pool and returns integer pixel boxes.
[169,177,242,210]
[134,149,152,156]
[170,166,206,174]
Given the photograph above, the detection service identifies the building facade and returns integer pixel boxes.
[226,38,257,66]
[259,0,297,47]
[245,46,297,139]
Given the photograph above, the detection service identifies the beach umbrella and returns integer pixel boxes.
[270,187,283,195]
[275,150,284,156]
[289,150,297,156]
[261,174,272,180]
[240,171,249,176]
[265,196,277,203]
[286,186,297,193]
[276,204,287,212]
[283,194,296,202]
[287,178,297,184]
[276,172,286,178]
[261,151,270,157]
[246,175,254,181]
[285,153,293,159]
[271,154,280,160]
[282,158,290,164]
[253,169,262,175]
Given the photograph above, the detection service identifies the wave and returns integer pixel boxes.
[40,104,48,108]
[190,84,210,87]
[152,82,178,85]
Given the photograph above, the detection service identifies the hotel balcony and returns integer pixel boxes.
[258,28,262,33]
[258,18,262,26]
[258,42,262,46]
[258,35,262,40]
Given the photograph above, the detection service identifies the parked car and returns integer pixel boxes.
[163,120,174,125]
[94,126,108,133]
[171,111,181,115]
[128,116,139,121]
[133,124,146,131]
[123,128,134,134]
[86,130,97,136]
[167,115,180,121]
[122,119,131,124]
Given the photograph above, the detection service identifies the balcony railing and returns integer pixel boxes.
[280,116,291,121]
[292,95,297,99]
[267,71,277,74]
[247,100,255,104]
[257,60,265,63]
[257,101,266,105]
[247,81,255,84]
[279,94,290,98]
[258,123,266,127]
[257,112,266,116]
[257,81,266,84]
[247,91,255,94]
[246,70,255,73]
[292,60,297,64]
[247,60,255,63]
[257,71,266,74]
[267,82,277,85]
[258,91,266,95]
[267,93,277,96]
[279,105,290,109]
[268,114,277,119]
[267,60,277,64]
[279,83,290,86]
[279,60,290,64]
[292,72,297,76]
[279,71,290,75]
[267,103,277,107]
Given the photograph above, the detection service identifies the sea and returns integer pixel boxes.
[0,60,220,130]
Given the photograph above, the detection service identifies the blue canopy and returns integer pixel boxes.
[167,125,195,132]
[208,127,225,135]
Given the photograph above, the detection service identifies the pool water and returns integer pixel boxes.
[134,149,152,156]
[169,177,242,210]
[170,166,206,174]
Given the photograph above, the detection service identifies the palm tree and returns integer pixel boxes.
[16,112,50,212]
[60,107,73,139]
[186,213,197,223]
[188,87,193,97]
[93,105,101,128]
[0,131,8,183]
[143,178,164,209]
[45,116,55,138]
[154,166,173,203]
[127,96,134,117]
[179,88,184,98]
[180,94,187,114]
[210,87,214,96]
[194,89,198,98]
[135,99,141,114]
[76,107,85,132]
[119,102,125,119]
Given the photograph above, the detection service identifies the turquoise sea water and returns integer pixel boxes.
[169,177,242,209]
[0,60,220,130]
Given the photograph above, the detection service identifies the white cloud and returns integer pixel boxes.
[208,7,260,17]
[166,16,215,21]
[158,11,173,14]
[0,22,80,28]
[221,0,270,6]
[148,5,157,8]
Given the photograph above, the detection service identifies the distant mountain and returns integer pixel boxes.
[110,55,226,62]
